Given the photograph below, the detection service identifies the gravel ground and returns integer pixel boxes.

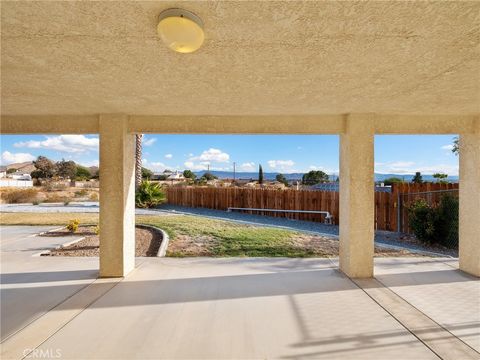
[1,202,456,257]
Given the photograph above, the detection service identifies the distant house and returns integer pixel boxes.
[234,178,255,187]
[167,171,185,181]
[151,169,177,181]
[10,172,32,181]
[0,166,6,179]
[265,181,287,190]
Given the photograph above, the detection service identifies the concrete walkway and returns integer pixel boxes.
[1,227,479,359]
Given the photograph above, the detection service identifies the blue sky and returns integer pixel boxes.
[0,134,459,175]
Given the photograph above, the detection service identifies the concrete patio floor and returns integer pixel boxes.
[1,227,479,359]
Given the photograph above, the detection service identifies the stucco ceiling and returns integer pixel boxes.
[1,1,479,116]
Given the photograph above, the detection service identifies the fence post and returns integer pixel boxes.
[397,192,402,233]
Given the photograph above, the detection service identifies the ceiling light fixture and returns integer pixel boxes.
[157,8,204,53]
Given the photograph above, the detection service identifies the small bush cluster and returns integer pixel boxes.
[1,188,38,204]
[74,189,88,197]
[135,181,167,208]
[408,194,458,249]
[67,219,80,233]
[42,182,67,192]
[44,194,72,204]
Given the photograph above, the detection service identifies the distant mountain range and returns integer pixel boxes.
[3,161,458,183]
[194,170,459,183]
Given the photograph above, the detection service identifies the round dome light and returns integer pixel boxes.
[157,8,204,53]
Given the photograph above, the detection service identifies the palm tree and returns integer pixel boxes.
[135,134,143,189]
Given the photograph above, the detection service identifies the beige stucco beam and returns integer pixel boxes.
[1,114,478,135]
[0,115,99,134]
[127,115,346,134]
[374,115,478,134]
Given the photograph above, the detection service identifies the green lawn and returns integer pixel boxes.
[0,212,413,258]
[0,212,323,257]
[140,215,319,257]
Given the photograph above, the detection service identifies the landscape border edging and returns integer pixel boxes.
[135,224,170,257]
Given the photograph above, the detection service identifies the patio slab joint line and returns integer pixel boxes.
[0,262,147,360]
[12,277,123,360]
[350,276,480,360]
[374,275,480,354]
[1,278,95,344]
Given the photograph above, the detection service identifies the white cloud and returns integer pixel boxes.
[389,161,416,169]
[143,138,157,147]
[375,160,458,175]
[1,151,36,165]
[184,148,230,171]
[150,162,167,172]
[165,154,173,159]
[267,160,295,172]
[142,159,169,171]
[14,135,98,154]
[190,148,229,163]
[184,161,209,171]
[81,160,99,167]
[441,144,454,151]
[238,162,256,172]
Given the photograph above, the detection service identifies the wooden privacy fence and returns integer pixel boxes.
[166,183,459,232]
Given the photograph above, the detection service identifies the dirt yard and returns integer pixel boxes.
[166,230,424,258]
[43,225,162,257]
[0,186,99,204]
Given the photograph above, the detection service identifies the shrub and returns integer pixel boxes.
[408,199,437,244]
[1,188,38,204]
[32,200,41,205]
[434,194,459,248]
[63,199,71,206]
[408,194,459,249]
[74,189,88,197]
[89,192,99,201]
[66,219,80,233]
[42,182,67,192]
[44,194,69,203]
[94,225,100,235]
[135,181,167,208]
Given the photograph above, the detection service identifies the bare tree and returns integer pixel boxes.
[135,134,143,189]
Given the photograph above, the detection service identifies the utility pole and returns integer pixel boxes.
[233,162,236,181]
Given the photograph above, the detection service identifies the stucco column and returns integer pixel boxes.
[339,115,375,278]
[99,114,136,277]
[459,121,480,277]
